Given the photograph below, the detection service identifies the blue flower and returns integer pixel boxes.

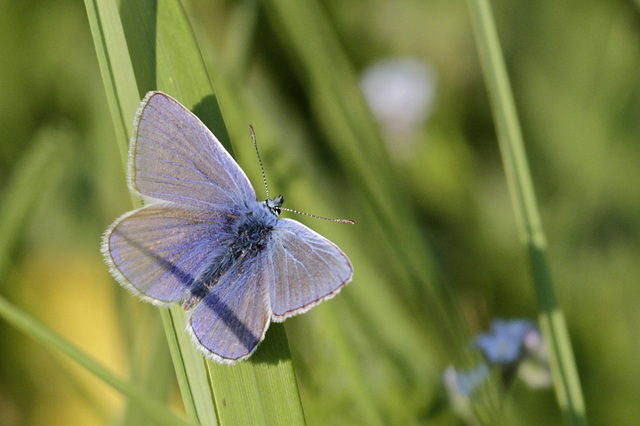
[443,363,490,397]
[475,319,536,365]
[444,318,550,422]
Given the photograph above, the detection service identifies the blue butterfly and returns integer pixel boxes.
[102,92,353,363]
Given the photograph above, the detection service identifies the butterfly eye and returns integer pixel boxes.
[264,195,284,216]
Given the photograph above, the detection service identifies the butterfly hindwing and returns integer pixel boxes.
[268,218,353,320]
[188,250,271,363]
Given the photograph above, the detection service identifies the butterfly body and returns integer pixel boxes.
[103,91,353,363]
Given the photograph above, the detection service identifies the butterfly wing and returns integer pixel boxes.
[188,251,271,363]
[267,218,353,321]
[130,91,256,210]
[103,204,232,304]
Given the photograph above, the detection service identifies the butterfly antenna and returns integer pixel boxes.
[250,125,270,199]
[280,207,356,225]
[250,125,355,225]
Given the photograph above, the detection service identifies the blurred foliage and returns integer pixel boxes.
[0,0,638,425]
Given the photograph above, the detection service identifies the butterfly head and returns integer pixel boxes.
[264,195,284,216]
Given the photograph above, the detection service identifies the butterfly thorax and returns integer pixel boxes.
[231,199,280,255]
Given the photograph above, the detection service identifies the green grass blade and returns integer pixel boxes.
[204,323,305,425]
[466,0,587,424]
[147,1,305,422]
[83,0,139,166]
[84,0,214,422]
[87,0,306,423]
[161,307,217,423]
[122,314,176,425]
[0,294,189,426]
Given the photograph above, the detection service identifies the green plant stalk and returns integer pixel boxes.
[467,0,587,424]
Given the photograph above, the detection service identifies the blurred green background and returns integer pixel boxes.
[1,0,639,424]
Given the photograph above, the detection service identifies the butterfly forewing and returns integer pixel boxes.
[131,92,255,210]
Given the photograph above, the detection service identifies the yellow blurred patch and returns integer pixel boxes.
[17,246,129,424]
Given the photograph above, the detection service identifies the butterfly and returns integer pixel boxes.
[102,91,353,364]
